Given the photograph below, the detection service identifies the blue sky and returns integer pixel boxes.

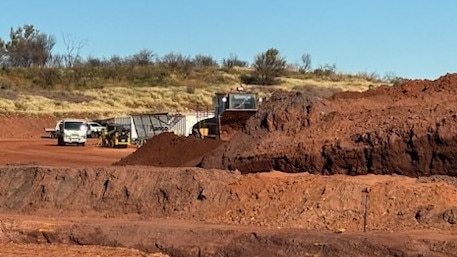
[2,0,457,79]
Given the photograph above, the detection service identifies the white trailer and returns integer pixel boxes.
[131,113,186,144]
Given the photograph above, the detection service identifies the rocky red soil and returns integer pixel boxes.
[2,166,457,256]
[2,166,457,232]
[199,74,457,176]
[3,74,457,256]
[116,74,457,177]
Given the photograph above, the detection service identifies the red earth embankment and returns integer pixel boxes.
[116,74,457,178]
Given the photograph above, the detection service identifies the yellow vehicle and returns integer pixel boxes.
[99,124,130,148]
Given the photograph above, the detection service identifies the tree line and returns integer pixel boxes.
[0,24,397,89]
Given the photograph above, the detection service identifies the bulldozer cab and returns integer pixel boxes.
[193,90,261,140]
[214,92,258,116]
[211,92,260,140]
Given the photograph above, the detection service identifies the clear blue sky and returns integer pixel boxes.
[2,0,457,79]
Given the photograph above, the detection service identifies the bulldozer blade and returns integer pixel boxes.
[192,110,257,140]
[217,110,257,141]
[219,110,257,129]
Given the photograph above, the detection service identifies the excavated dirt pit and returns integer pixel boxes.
[2,166,457,256]
[3,74,457,256]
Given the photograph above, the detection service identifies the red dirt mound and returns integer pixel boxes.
[115,73,457,177]
[114,132,225,167]
[200,73,457,176]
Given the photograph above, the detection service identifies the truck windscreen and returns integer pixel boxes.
[229,94,256,109]
[64,122,85,130]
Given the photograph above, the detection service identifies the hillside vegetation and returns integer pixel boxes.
[0,67,389,117]
[0,25,395,117]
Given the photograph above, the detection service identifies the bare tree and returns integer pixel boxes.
[86,56,103,67]
[193,54,218,68]
[127,49,155,66]
[108,55,124,66]
[160,52,193,73]
[48,54,64,68]
[62,33,84,68]
[222,53,248,69]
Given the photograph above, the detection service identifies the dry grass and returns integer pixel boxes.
[281,77,383,92]
[0,76,388,117]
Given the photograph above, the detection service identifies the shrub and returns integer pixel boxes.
[240,74,258,85]
[252,48,286,85]
[31,67,61,89]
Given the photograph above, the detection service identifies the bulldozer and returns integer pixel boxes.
[192,89,261,140]
[99,124,130,148]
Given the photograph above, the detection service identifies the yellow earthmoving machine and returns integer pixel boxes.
[192,89,261,140]
[99,124,130,148]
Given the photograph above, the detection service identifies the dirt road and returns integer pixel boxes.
[0,138,135,167]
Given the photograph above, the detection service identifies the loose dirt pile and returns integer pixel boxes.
[200,73,457,176]
[117,74,457,177]
[114,132,224,166]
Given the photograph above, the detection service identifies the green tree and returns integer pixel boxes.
[253,48,286,85]
[0,25,55,67]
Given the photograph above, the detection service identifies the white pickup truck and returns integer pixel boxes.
[86,121,106,138]
[55,119,88,146]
